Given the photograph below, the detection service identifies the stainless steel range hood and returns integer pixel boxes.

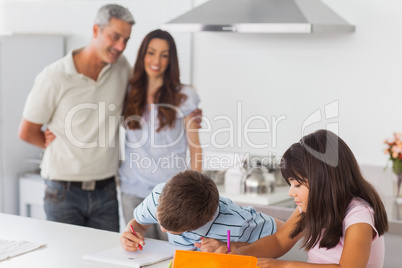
[161,0,355,33]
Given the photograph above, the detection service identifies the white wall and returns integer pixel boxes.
[192,0,402,167]
[0,0,400,167]
[0,0,193,83]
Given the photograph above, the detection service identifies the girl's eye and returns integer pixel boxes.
[294,184,301,188]
[162,54,169,58]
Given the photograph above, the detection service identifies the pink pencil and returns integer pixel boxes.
[129,225,143,250]
[227,230,231,252]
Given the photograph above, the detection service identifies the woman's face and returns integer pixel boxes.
[144,38,170,80]
[288,178,309,213]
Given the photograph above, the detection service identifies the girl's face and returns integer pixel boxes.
[144,38,170,80]
[288,178,309,213]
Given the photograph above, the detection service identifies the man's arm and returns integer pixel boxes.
[18,118,46,149]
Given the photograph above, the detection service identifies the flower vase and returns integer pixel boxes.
[393,160,402,197]
[395,173,402,198]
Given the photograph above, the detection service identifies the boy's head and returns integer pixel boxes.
[157,170,219,233]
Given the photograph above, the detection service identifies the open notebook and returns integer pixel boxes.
[83,239,195,267]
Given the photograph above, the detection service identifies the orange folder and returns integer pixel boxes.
[172,250,258,268]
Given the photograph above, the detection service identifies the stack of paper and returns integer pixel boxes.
[0,239,46,261]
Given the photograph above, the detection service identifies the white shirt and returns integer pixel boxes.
[23,50,132,181]
[119,85,200,198]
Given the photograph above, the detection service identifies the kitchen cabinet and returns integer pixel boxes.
[19,173,46,219]
[0,34,65,215]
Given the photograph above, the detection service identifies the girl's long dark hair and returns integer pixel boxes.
[123,29,186,131]
[280,129,388,250]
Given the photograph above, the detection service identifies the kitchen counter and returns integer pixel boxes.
[217,184,293,207]
[0,213,172,268]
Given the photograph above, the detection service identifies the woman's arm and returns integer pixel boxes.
[185,114,202,171]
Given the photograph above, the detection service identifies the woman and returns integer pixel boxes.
[119,30,202,239]
[207,130,388,267]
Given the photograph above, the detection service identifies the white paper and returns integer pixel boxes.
[0,240,46,261]
[83,239,195,267]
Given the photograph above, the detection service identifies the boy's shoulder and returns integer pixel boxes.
[217,196,253,213]
[154,182,166,193]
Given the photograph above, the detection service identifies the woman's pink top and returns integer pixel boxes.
[308,198,384,267]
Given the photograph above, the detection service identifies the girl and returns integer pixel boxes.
[217,129,388,267]
[119,30,202,239]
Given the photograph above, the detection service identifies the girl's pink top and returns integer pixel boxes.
[308,198,384,267]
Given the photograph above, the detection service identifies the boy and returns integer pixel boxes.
[120,170,283,252]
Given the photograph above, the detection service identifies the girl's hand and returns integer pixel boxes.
[194,237,224,252]
[215,245,229,254]
[257,258,283,268]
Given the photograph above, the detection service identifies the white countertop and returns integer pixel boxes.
[0,213,170,268]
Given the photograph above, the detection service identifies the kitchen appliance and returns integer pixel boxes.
[241,160,275,194]
[224,166,244,194]
[203,170,226,185]
[162,0,355,33]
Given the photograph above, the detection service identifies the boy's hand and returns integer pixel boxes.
[120,230,145,252]
[194,237,224,252]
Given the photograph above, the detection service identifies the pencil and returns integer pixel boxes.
[227,230,231,252]
[129,225,143,250]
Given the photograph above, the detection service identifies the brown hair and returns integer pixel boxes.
[123,29,186,132]
[157,170,219,232]
[280,129,388,250]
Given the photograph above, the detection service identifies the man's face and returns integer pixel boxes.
[94,17,132,64]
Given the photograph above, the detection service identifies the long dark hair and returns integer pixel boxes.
[123,29,186,131]
[280,129,388,250]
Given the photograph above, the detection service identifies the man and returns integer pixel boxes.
[18,4,135,231]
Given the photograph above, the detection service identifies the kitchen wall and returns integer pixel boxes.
[0,1,401,173]
[192,0,402,168]
[0,0,193,83]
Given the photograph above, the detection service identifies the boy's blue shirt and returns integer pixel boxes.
[134,183,277,248]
